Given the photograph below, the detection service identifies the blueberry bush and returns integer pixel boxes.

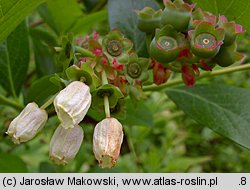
[1,0,250,172]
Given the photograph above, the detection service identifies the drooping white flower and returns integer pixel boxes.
[6,102,48,144]
[49,125,84,165]
[54,81,91,129]
[93,117,123,168]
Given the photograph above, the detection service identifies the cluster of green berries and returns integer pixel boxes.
[137,0,245,86]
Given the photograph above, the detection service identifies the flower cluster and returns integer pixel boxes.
[6,81,123,168]
[137,0,245,86]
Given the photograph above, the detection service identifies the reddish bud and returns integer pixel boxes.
[181,64,195,86]
[79,57,87,63]
[192,64,200,76]
[93,48,103,57]
[177,49,191,60]
[102,57,108,65]
[199,60,212,71]
[93,31,99,39]
[153,62,170,85]
[112,58,124,71]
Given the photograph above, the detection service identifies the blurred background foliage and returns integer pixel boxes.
[0,0,250,172]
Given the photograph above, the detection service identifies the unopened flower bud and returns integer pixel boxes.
[49,125,84,165]
[6,102,48,144]
[54,81,91,129]
[93,117,123,168]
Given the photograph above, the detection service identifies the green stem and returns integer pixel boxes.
[75,46,95,58]
[101,70,109,85]
[0,94,23,110]
[124,127,140,168]
[143,63,250,91]
[40,94,58,110]
[101,71,110,118]
[146,34,152,54]
[104,96,110,118]
[54,46,95,58]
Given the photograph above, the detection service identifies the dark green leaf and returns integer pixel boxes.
[122,99,154,127]
[32,40,55,77]
[0,0,46,42]
[192,0,250,31]
[26,75,60,106]
[0,153,28,173]
[30,27,58,47]
[30,29,57,77]
[37,3,60,35]
[108,0,160,57]
[166,84,250,149]
[0,21,29,97]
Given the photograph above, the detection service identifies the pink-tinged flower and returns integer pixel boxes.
[112,58,124,71]
[93,31,99,39]
[189,21,225,58]
[153,61,170,85]
[80,57,87,63]
[218,15,245,46]
[181,64,195,86]
[93,117,124,168]
[93,48,103,57]
[102,57,108,65]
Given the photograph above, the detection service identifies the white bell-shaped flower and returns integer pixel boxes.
[93,117,123,168]
[49,125,84,165]
[54,81,91,129]
[6,102,48,144]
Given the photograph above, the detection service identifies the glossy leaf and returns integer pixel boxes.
[0,0,46,42]
[108,0,160,57]
[167,84,250,149]
[0,153,28,173]
[0,21,29,97]
[192,0,250,31]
